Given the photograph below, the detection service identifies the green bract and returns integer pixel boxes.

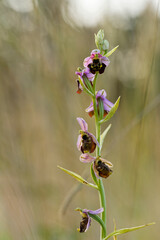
[100,124,112,151]
[58,166,98,190]
[105,45,119,57]
[99,97,121,124]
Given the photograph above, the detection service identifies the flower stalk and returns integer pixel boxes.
[92,82,107,239]
[58,29,154,240]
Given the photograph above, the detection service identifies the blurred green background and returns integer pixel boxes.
[0,0,160,239]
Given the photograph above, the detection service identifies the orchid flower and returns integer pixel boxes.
[77,118,99,153]
[83,49,110,74]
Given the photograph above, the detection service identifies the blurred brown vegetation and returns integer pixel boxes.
[0,1,160,240]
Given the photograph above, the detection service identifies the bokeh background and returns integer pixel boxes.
[0,0,160,239]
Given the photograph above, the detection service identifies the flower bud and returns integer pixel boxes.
[95,29,104,51]
[103,39,109,51]
[95,29,109,53]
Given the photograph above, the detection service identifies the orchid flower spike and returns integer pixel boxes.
[77,118,99,153]
[76,208,104,233]
[83,49,110,74]
[86,89,114,118]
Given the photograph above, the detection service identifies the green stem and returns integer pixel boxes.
[99,178,107,238]
[92,78,107,240]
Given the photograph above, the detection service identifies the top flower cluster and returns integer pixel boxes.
[76,49,110,94]
[84,49,110,74]
[75,48,114,121]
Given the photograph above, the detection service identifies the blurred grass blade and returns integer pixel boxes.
[113,219,117,240]
[103,222,155,240]
[105,45,119,57]
[100,97,120,124]
[58,166,98,189]
[100,124,111,151]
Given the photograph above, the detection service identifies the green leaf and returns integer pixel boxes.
[58,166,98,190]
[100,124,112,151]
[103,222,155,240]
[105,45,119,58]
[99,97,120,124]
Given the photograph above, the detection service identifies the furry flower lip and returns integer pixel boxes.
[77,118,99,153]
[93,159,113,178]
[83,49,110,74]
[76,208,104,233]
[86,89,114,117]
[80,153,113,179]
[75,68,94,94]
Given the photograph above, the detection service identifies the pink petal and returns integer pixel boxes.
[80,154,96,163]
[101,56,110,66]
[83,56,93,68]
[96,89,107,98]
[103,98,114,107]
[77,135,82,151]
[77,117,88,131]
[103,99,114,112]
[91,49,101,56]
[85,102,94,113]
[87,208,104,215]
[85,70,95,82]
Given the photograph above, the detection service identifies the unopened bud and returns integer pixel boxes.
[95,29,104,51]
[77,67,82,72]
[95,29,109,53]
[103,39,109,51]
